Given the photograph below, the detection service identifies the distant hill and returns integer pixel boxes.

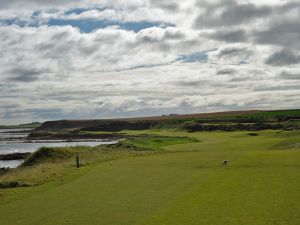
[35,109,300,132]
[0,122,41,129]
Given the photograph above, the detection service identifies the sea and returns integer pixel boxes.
[0,129,116,168]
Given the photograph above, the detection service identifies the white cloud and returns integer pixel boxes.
[0,0,299,124]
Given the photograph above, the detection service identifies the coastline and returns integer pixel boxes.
[0,152,31,161]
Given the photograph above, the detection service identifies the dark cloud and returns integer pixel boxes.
[173,80,203,87]
[194,0,272,28]
[150,0,179,12]
[164,29,185,40]
[0,0,73,9]
[241,2,300,49]
[265,49,300,66]
[279,70,300,80]
[208,29,248,43]
[194,1,300,50]
[220,3,271,25]
[216,45,252,59]
[217,68,236,75]
[5,65,55,83]
[254,84,300,92]
[6,68,42,82]
[255,20,300,49]
[230,76,249,82]
[276,1,300,13]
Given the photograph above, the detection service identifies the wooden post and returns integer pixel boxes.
[76,155,80,168]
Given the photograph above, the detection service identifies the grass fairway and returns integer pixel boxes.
[0,130,300,225]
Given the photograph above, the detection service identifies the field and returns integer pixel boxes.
[0,129,300,225]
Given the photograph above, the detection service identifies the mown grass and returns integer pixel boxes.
[0,130,299,225]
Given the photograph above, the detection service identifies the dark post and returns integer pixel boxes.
[76,155,80,168]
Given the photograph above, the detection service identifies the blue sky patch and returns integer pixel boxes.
[65,8,92,15]
[1,7,173,33]
[48,19,165,33]
[65,7,107,15]
[177,49,217,63]
[1,17,168,33]
[178,52,209,63]
[122,21,171,32]
[48,19,107,32]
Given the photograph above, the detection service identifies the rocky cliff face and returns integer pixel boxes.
[35,120,158,132]
[34,110,300,133]
[35,110,261,131]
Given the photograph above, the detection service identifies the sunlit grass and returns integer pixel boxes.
[0,130,299,225]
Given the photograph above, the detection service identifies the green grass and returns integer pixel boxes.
[125,136,198,150]
[254,109,300,117]
[0,142,154,189]
[0,130,299,225]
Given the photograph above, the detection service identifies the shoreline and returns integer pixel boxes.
[0,152,31,161]
[27,132,128,141]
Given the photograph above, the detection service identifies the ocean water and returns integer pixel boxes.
[0,129,116,168]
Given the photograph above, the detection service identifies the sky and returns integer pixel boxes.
[0,0,299,124]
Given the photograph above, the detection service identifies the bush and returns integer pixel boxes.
[0,181,29,189]
[0,167,10,176]
[21,147,73,167]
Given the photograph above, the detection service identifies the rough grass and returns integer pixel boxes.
[21,147,74,167]
[0,135,193,189]
[0,130,299,225]
[125,136,199,150]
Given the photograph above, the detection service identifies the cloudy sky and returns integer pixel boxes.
[0,0,299,124]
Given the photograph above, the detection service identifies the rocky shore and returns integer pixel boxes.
[27,132,129,141]
[0,152,31,161]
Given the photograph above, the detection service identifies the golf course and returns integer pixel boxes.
[2,0,300,223]
[1,127,299,225]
